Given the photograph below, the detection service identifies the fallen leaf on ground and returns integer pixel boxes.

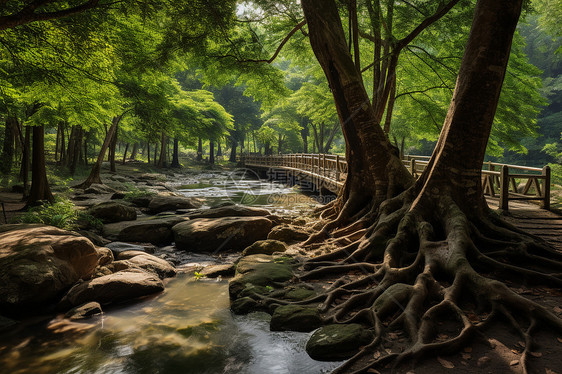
[373,351,381,359]
[517,341,525,347]
[554,306,562,314]
[367,369,381,374]
[545,369,558,374]
[557,338,562,343]
[462,353,471,360]
[437,333,449,340]
[510,360,519,366]
[437,357,454,369]
[529,351,542,358]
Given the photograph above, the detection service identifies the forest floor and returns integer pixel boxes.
[1,160,562,373]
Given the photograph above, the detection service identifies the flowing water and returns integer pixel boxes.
[0,170,341,374]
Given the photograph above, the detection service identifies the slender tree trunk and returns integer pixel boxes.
[0,117,16,175]
[209,141,215,165]
[19,126,30,196]
[147,142,151,164]
[109,123,118,173]
[157,132,167,168]
[196,137,203,161]
[76,116,121,189]
[68,126,83,176]
[55,123,60,164]
[28,125,54,205]
[301,126,309,153]
[217,141,222,157]
[83,131,89,166]
[171,138,180,167]
[122,143,129,164]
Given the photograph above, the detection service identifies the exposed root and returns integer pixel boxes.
[265,189,562,373]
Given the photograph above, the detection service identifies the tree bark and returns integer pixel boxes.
[109,123,118,173]
[157,132,167,168]
[0,117,16,175]
[301,126,309,153]
[130,143,138,160]
[196,137,203,161]
[19,126,30,197]
[302,0,413,214]
[217,141,222,157]
[209,140,215,165]
[229,138,237,162]
[122,143,129,165]
[76,116,121,189]
[171,138,180,168]
[28,125,54,205]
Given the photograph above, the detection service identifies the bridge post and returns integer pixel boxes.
[500,165,509,210]
[336,155,340,182]
[541,165,551,210]
[410,159,416,177]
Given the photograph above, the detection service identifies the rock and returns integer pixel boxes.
[242,240,287,256]
[95,247,114,266]
[84,184,116,195]
[58,269,164,309]
[116,250,149,260]
[111,192,126,200]
[306,324,374,361]
[267,224,310,242]
[173,217,273,253]
[0,315,17,331]
[477,356,491,368]
[229,254,293,299]
[148,195,201,214]
[270,305,322,332]
[0,224,100,311]
[199,264,236,278]
[103,215,189,245]
[185,205,271,219]
[123,254,176,279]
[76,230,110,246]
[106,242,147,256]
[64,302,102,320]
[231,297,260,315]
[88,201,137,223]
[129,195,153,208]
[285,287,316,301]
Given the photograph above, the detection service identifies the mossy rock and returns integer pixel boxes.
[306,324,374,361]
[177,321,219,338]
[229,255,293,299]
[270,305,322,332]
[285,288,316,301]
[231,297,260,315]
[238,284,271,298]
[242,240,287,256]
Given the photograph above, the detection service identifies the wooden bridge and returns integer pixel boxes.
[242,153,552,211]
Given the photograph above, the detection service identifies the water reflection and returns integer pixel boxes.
[0,275,341,374]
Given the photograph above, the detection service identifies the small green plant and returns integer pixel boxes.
[193,271,206,280]
[124,186,155,202]
[12,197,79,230]
[265,285,274,292]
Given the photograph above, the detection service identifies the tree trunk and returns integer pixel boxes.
[171,138,180,168]
[28,125,54,205]
[196,137,203,161]
[147,142,151,164]
[157,132,167,168]
[301,126,309,153]
[122,143,129,164]
[19,126,30,197]
[130,143,138,160]
[229,139,237,162]
[302,0,413,218]
[0,117,16,175]
[83,131,89,166]
[76,116,121,189]
[68,126,83,176]
[109,123,118,173]
[209,141,215,165]
[216,141,222,157]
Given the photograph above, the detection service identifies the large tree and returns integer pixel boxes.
[248,0,562,372]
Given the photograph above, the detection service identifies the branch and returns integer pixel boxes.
[0,0,103,31]
[398,0,461,49]
[395,85,450,99]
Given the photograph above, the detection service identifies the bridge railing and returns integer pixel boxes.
[242,154,551,210]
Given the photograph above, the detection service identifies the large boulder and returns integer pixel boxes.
[105,242,149,256]
[84,184,116,195]
[185,205,271,219]
[0,224,100,311]
[173,217,273,252]
[148,195,201,214]
[64,301,103,320]
[88,201,137,223]
[305,324,374,361]
[58,269,164,310]
[103,215,189,244]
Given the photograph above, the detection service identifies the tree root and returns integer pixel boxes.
[263,191,562,373]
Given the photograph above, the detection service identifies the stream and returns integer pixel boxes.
[0,170,341,374]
